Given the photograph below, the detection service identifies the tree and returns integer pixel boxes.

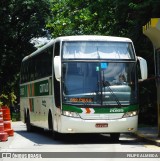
[47,0,115,37]
[47,0,160,75]
[0,0,51,101]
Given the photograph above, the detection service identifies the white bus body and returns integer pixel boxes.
[20,36,147,140]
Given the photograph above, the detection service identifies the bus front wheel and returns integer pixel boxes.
[48,112,60,140]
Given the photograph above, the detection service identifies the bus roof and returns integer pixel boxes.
[22,35,133,62]
[22,39,55,62]
[55,35,132,43]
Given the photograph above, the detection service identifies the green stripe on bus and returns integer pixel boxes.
[20,79,52,97]
[35,80,49,96]
[20,85,28,97]
[62,104,138,113]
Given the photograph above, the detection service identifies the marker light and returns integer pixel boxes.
[128,128,134,131]
[67,128,73,131]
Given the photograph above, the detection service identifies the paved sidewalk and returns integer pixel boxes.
[135,127,160,146]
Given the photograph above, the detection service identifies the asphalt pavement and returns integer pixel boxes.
[135,127,160,147]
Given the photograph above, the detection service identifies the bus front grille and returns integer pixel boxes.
[79,113,124,120]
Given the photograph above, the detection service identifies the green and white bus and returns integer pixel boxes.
[20,35,147,140]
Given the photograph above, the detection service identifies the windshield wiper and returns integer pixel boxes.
[102,81,122,108]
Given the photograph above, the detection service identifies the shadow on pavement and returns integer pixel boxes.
[14,124,139,146]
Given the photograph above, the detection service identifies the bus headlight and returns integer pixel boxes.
[62,111,80,118]
[122,111,138,118]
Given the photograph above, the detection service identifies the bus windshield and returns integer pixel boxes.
[63,41,134,59]
[62,62,137,107]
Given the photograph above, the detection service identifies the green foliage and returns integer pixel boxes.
[0,92,17,106]
[47,0,116,37]
[0,0,51,97]
[0,94,8,106]
[47,0,160,76]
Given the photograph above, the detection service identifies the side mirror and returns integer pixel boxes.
[54,56,61,81]
[137,56,148,81]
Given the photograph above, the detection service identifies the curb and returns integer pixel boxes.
[135,132,160,147]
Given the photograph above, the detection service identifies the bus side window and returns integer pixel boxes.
[34,47,53,80]
[34,56,38,80]
[26,60,30,82]
[30,58,35,81]
[23,62,27,83]
[47,47,53,76]
[54,42,60,107]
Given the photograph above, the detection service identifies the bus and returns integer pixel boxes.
[20,35,147,141]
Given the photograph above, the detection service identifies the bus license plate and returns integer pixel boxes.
[95,123,108,128]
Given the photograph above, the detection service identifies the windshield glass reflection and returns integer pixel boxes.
[62,62,137,106]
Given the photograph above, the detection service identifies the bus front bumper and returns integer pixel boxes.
[58,115,138,133]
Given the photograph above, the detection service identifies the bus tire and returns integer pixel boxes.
[110,133,120,142]
[52,129,60,140]
[26,111,33,132]
[48,111,60,140]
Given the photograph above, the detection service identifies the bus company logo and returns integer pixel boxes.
[110,108,124,113]
[42,100,47,107]
[39,83,49,93]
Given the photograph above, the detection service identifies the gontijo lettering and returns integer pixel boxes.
[40,83,48,93]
